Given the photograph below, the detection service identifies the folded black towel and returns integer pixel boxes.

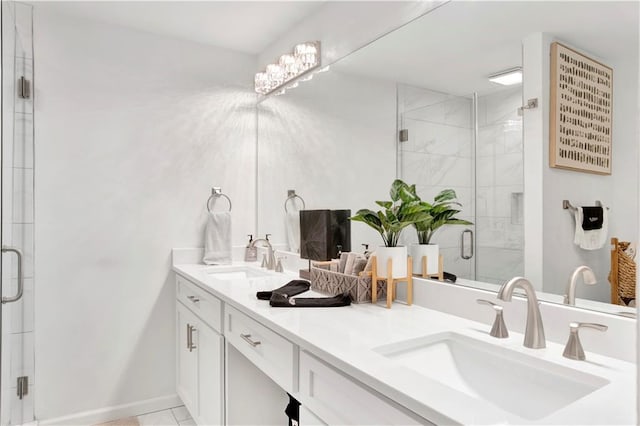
[284,393,300,426]
[582,206,604,231]
[443,271,457,283]
[269,292,351,308]
[256,280,310,300]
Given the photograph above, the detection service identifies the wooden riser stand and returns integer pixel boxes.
[417,255,444,281]
[371,256,413,309]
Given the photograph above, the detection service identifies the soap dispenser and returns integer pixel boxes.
[245,234,258,262]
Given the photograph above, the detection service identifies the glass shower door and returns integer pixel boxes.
[397,84,476,280]
[397,83,525,284]
[2,2,35,425]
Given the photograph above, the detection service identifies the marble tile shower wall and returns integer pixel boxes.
[475,87,524,284]
[399,85,474,280]
[1,3,36,424]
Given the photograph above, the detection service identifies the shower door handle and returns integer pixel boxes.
[2,246,24,304]
[460,229,474,260]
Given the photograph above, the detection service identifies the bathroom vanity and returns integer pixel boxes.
[173,250,635,425]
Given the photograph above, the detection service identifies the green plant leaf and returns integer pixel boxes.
[375,200,392,209]
[446,218,473,225]
[389,179,406,202]
[434,189,457,203]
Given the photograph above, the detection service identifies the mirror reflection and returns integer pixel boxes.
[257,1,638,315]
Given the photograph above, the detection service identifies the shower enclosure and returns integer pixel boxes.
[398,83,524,284]
[1,2,35,425]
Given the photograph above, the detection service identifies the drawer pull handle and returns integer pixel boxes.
[189,325,197,352]
[187,295,200,303]
[240,333,261,347]
[186,323,192,349]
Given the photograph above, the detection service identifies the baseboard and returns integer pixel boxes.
[38,394,182,425]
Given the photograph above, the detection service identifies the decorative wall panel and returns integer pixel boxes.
[550,42,613,175]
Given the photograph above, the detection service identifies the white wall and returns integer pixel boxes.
[33,9,256,422]
[523,33,639,302]
[257,70,396,252]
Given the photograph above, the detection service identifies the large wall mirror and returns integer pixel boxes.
[257,1,639,316]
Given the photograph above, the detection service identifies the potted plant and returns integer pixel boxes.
[350,179,431,278]
[409,189,473,275]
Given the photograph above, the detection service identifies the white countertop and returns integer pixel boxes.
[173,261,636,425]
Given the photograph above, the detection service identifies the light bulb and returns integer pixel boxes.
[266,64,284,87]
[279,54,299,80]
[254,72,269,94]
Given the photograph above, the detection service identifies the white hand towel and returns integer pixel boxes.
[345,254,366,276]
[574,207,608,250]
[285,210,301,253]
[203,211,232,265]
[343,252,359,275]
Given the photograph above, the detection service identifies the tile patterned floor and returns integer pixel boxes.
[95,406,194,426]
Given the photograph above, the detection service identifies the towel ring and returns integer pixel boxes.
[207,187,232,213]
[284,190,306,213]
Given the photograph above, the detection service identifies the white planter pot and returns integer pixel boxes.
[409,244,439,275]
[376,246,408,278]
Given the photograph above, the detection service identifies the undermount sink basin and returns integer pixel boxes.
[374,332,608,420]
[206,266,271,281]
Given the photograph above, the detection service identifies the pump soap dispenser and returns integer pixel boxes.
[245,234,258,262]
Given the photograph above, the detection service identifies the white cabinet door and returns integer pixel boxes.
[177,302,198,419]
[196,322,224,426]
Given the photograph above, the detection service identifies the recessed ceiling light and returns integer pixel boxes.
[488,68,522,86]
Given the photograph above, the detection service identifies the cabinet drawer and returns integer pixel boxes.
[299,351,427,425]
[176,274,222,333]
[225,304,297,392]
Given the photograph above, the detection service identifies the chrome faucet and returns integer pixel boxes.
[497,277,546,349]
[250,236,276,270]
[564,266,597,305]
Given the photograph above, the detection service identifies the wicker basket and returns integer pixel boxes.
[609,238,636,305]
[309,266,386,304]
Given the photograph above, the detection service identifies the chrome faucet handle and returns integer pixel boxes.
[275,256,286,273]
[562,322,608,361]
[266,245,276,270]
[477,299,509,338]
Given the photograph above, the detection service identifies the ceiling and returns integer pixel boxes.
[335,1,639,96]
[32,1,325,55]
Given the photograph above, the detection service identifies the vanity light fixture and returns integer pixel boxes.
[254,41,321,96]
[488,67,522,86]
